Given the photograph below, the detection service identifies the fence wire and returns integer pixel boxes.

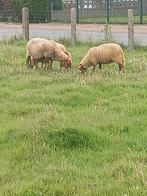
[0,0,146,24]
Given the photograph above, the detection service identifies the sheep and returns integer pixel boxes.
[54,42,72,71]
[78,43,125,73]
[26,38,71,70]
[29,41,72,70]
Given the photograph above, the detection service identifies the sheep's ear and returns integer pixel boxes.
[79,63,83,68]
[79,64,86,73]
[79,64,83,70]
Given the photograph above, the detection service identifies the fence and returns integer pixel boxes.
[2,6,147,48]
[53,0,146,24]
[76,0,145,24]
[0,0,146,24]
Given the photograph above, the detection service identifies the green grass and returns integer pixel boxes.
[0,40,147,195]
[79,15,147,24]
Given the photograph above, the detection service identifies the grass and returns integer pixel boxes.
[79,15,147,24]
[0,40,147,195]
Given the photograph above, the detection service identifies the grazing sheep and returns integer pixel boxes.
[79,43,125,73]
[55,42,72,70]
[31,41,72,70]
[26,38,71,70]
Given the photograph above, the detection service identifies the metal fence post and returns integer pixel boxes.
[140,0,143,24]
[106,0,110,23]
[49,0,53,22]
[76,0,79,23]
[22,7,29,40]
[128,9,134,50]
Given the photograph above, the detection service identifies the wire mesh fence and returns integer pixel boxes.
[0,0,146,24]
[76,0,145,24]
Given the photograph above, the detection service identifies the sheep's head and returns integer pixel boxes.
[79,64,87,73]
[62,58,72,70]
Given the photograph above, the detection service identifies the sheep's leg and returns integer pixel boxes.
[49,60,53,70]
[118,63,125,73]
[35,61,38,69]
[46,60,53,70]
[45,61,49,69]
[41,61,44,68]
[99,63,102,69]
[31,58,37,69]
[26,56,34,69]
[26,55,31,67]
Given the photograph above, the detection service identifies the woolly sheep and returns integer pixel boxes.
[55,42,72,69]
[41,41,72,70]
[26,38,71,70]
[78,43,125,73]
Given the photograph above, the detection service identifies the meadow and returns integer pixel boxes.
[0,40,147,195]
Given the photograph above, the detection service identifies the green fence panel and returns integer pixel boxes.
[0,0,147,24]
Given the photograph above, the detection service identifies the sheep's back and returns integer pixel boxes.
[56,43,72,60]
[89,43,124,64]
[26,38,55,59]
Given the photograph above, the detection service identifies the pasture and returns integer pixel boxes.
[0,40,147,195]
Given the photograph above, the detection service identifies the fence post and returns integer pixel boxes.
[22,7,29,40]
[128,9,134,50]
[71,7,77,47]
[140,0,143,24]
[106,0,110,23]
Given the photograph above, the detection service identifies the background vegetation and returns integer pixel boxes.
[11,0,62,22]
[0,40,147,195]
[12,0,62,11]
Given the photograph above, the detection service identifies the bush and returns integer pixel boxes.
[11,0,63,23]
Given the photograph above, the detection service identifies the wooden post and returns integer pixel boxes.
[22,7,29,40]
[71,7,77,47]
[128,9,134,50]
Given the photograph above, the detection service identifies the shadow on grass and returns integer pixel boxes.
[44,128,99,150]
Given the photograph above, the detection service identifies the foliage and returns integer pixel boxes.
[0,40,147,195]
[101,24,114,43]
[11,0,62,22]
[12,0,62,11]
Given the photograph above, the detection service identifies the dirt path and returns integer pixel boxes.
[0,22,147,33]
[0,23,147,44]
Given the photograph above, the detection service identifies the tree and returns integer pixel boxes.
[12,0,50,22]
[11,0,63,22]
[12,0,62,10]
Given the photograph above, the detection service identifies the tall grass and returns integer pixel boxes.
[0,40,147,195]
